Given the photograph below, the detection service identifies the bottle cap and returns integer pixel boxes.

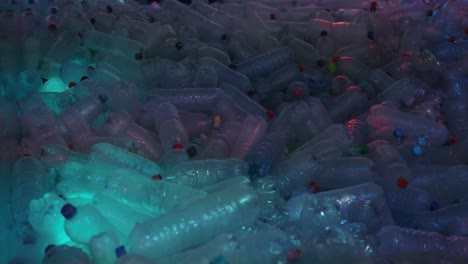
[309,181,320,192]
[358,81,368,89]
[115,245,127,258]
[228,64,237,71]
[266,110,275,119]
[298,63,305,72]
[173,143,184,149]
[411,145,422,156]
[428,201,439,211]
[175,41,184,49]
[98,94,108,103]
[449,135,457,144]
[293,88,302,97]
[397,177,408,188]
[61,204,77,219]
[287,249,301,262]
[44,244,55,254]
[316,60,325,68]
[48,24,57,31]
[393,128,404,137]
[186,146,198,158]
[152,175,162,180]
[270,13,276,20]
[135,52,143,60]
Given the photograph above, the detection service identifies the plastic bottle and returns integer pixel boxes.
[102,111,162,161]
[230,115,268,160]
[21,95,66,146]
[345,119,368,145]
[61,203,124,244]
[195,134,230,160]
[164,158,249,188]
[28,193,71,247]
[41,245,93,264]
[253,63,304,98]
[114,253,155,264]
[103,164,207,214]
[199,57,252,93]
[11,157,52,244]
[81,30,144,59]
[89,143,161,179]
[335,56,373,83]
[326,86,368,123]
[89,230,121,264]
[126,183,259,259]
[376,225,468,262]
[39,144,87,169]
[93,194,153,238]
[71,94,106,124]
[147,88,224,113]
[367,104,450,145]
[59,106,94,143]
[236,47,294,81]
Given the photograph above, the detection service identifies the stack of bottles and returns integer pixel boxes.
[0,0,467,263]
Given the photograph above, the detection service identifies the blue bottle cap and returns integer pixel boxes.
[115,245,127,258]
[367,31,375,40]
[60,204,77,219]
[44,244,55,253]
[411,145,422,156]
[428,201,439,211]
[393,128,404,137]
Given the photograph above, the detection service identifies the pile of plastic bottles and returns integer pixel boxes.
[0,0,467,263]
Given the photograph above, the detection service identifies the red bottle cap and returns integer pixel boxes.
[397,177,408,188]
[332,55,341,62]
[266,110,275,119]
[449,135,457,144]
[293,88,302,97]
[371,1,378,8]
[48,24,57,31]
[68,82,76,88]
[287,249,301,262]
[402,53,411,58]
[270,13,276,20]
[309,181,320,192]
[172,143,184,149]
[298,63,305,72]
[152,175,162,180]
